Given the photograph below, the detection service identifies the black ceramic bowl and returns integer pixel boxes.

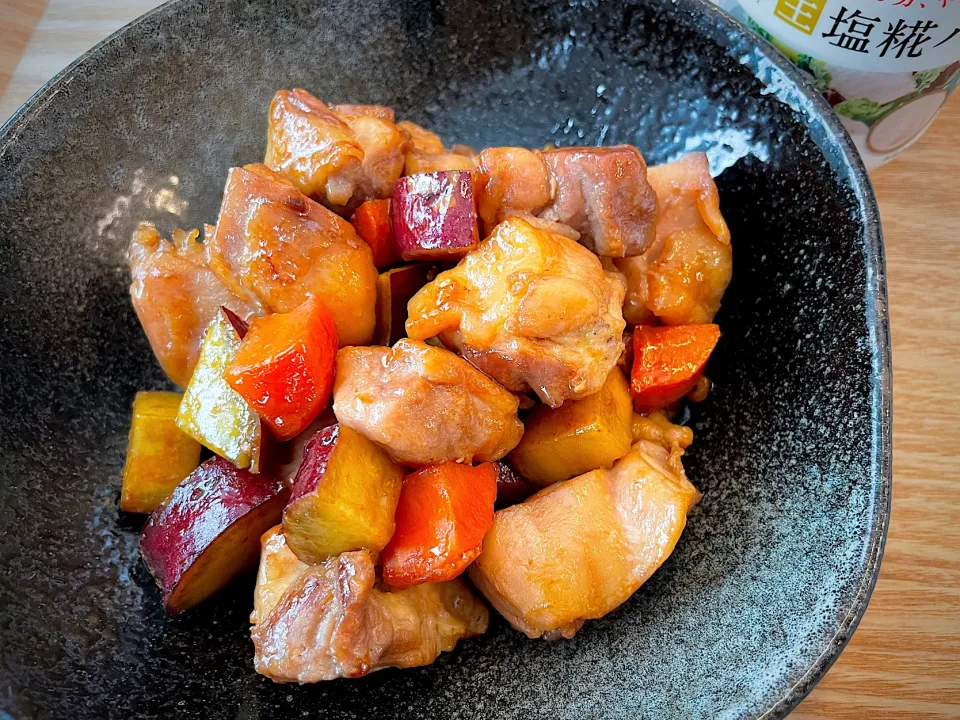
[0,0,891,718]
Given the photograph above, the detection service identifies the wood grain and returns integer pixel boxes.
[793,96,960,720]
[0,0,161,121]
[0,0,48,101]
[1,2,959,717]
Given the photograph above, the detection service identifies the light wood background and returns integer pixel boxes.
[2,1,958,717]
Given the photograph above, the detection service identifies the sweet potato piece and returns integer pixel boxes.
[507,369,633,487]
[282,424,404,565]
[374,264,436,346]
[392,171,480,261]
[224,297,338,441]
[630,324,720,413]
[120,392,202,514]
[176,310,263,470]
[208,165,377,346]
[381,462,498,588]
[140,457,288,615]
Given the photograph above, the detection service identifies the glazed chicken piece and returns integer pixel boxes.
[345,112,411,203]
[475,147,555,232]
[206,163,378,346]
[404,149,475,175]
[333,339,523,466]
[264,89,363,207]
[473,145,658,257]
[613,246,658,326]
[265,89,409,213]
[251,528,489,683]
[468,427,700,640]
[396,120,445,153]
[615,153,732,326]
[128,224,258,387]
[398,121,476,175]
[538,145,659,258]
[406,217,626,407]
[330,104,396,122]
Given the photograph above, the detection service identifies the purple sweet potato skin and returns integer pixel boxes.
[392,171,480,260]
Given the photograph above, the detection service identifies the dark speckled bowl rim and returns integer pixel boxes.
[0,1,892,717]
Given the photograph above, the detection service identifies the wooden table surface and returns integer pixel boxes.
[2,1,958,717]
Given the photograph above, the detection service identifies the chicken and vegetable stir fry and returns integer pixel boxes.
[122,88,732,682]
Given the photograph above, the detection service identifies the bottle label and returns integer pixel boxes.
[739,0,960,71]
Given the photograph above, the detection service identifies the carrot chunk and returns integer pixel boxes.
[351,199,399,270]
[225,297,338,441]
[381,462,498,587]
[630,324,720,413]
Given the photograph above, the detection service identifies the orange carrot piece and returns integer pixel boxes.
[224,297,338,441]
[630,324,720,413]
[351,199,399,270]
[381,462,498,587]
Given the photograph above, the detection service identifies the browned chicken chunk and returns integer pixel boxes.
[396,120,446,153]
[265,89,409,213]
[251,528,488,683]
[468,427,700,640]
[475,147,555,232]
[347,113,411,203]
[404,149,476,175]
[539,145,659,258]
[397,121,477,175]
[128,224,258,387]
[406,217,626,407]
[333,339,524,466]
[473,145,658,257]
[206,164,378,346]
[330,104,396,122]
[615,153,732,326]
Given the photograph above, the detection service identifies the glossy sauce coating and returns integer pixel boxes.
[266,90,409,213]
[469,435,700,639]
[615,153,732,326]
[207,164,377,346]
[128,224,257,388]
[406,217,626,406]
[333,339,524,466]
[251,531,488,682]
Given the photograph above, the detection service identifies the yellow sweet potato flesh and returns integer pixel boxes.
[508,369,633,487]
[176,311,262,470]
[283,426,404,564]
[121,392,202,514]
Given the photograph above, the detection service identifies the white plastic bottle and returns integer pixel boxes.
[715,0,960,167]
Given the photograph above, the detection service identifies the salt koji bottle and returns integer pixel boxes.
[715,0,960,168]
